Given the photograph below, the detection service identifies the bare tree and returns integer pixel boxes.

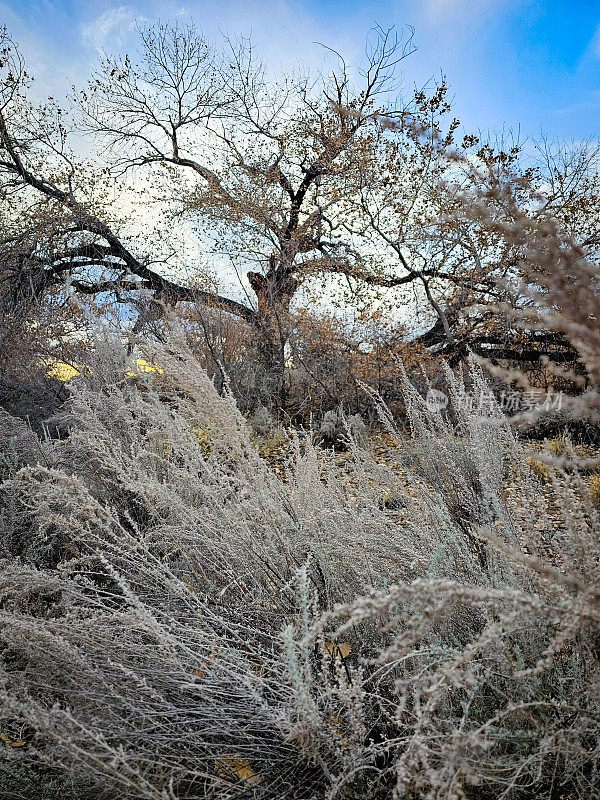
[72,23,422,401]
[0,27,253,320]
[2,22,597,407]
[349,94,600,370]
[0,24,414,403]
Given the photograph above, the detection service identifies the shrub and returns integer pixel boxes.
[546,433,591,462]
[526,455,552,483]
[588,472,600,507]
[249,405,275,437]
[515,410,600,445]
[317,409,368,450]
[0,331,597,799]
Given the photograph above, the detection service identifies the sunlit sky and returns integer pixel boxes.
[2,0,599,142]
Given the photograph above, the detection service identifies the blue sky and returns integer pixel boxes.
[1,0,598,142]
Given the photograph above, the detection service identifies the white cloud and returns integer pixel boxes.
[81,5,139,54]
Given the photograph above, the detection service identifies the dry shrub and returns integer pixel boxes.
[0,286,103,431]
[526,455,552,483]
[0,311,65,428]
[0,324,597,799]
[176,301,276,412]
[588,472,600,507]
[172,301,427,421]
[287,309,427,422]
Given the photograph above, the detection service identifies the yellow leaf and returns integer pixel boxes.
[324,641,351,658]
[44,360,82,382]
[192,426,212,457]
[215,756,260,785]
[134,359,163,374]
[0,732,26,747]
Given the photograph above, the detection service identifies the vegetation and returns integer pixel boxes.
[1,16,600,800]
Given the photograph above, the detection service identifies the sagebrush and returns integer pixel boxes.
[0,331,598,799]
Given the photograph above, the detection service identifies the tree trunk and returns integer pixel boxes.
[247,270,295,410]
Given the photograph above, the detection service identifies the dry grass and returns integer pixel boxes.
[0,331,598,800]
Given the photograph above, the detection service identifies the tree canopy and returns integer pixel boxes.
[1,23,599,405]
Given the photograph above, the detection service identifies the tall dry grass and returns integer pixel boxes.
[0,318,598,799]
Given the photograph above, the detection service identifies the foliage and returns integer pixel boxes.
[176,301,425,418]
